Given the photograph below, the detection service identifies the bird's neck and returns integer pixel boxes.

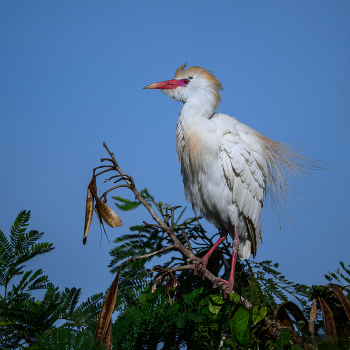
[180,93,217,121]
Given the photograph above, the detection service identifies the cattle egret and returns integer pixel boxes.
[144,63,315,296]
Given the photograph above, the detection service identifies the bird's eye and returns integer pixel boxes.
[183,79,190,85]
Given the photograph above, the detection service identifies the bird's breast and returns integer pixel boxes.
[177,121,220,174]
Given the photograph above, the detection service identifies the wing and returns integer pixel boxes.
[220,130,266,257]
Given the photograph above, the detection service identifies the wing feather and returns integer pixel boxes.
[220,132,266,257]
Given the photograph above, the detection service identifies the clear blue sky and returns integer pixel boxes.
[1,1,350,303]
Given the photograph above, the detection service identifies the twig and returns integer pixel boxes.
[102,184,131,197]
[93,165,113,172]
[195,217,202,228]
[118,245,176,269]
[168,265,196,273]
[102,174,124,183]
[221,253,231,271]
[95,168,115,177]
[170,206,181,231]
[180,229,192,253]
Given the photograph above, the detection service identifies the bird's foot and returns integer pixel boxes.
[186,256,208,279]
[213,277,235,298]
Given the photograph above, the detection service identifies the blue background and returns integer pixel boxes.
[1,1,349,303]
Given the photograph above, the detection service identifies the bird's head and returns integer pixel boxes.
[144,63,223,111]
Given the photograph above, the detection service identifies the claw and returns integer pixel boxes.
[186,256,208,279]
[213,277,235,298]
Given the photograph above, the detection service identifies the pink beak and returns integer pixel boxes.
[143,79,184,90]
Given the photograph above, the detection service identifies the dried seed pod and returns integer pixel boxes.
[95,196,122,228]
[83,187,94,245]
[89,174,98,196]
[318,297,337,341]
[95,270,120,346]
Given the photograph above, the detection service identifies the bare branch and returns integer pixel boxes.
[95,168,115,177]
[118,245,176,269]
[102,174,124,183]
[180,229,192,253]
[93,165,113,172]
[102,184,131,197]
[103,143,169,231]
[170,206,182,231]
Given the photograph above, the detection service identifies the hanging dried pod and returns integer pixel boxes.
[83,187,94,245]
[318,297,337,342]
[325,284,350,321]
[95,195,122,228]
[95,270,120,346]
[83,175,98,245]
[103,320,113,350]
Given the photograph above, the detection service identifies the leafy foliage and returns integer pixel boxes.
[0,210,53,294]
[36,326,103,350]
[2,197,350,349]
[325,261,350,290]
[108,191,350,349]
[0,211,104,349]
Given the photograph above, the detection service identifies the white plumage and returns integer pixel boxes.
[176,111,266,259]
[144,63,316,294]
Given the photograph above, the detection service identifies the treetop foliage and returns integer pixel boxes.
[1,198,349,348]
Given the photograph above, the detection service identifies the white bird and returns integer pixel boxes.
[144,63,316,296]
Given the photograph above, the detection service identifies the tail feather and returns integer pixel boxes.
[250,129,325,220]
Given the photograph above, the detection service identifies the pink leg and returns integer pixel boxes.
[213,226,239,298]
[187,231,228,279]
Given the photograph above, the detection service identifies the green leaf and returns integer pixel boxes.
[113,196,141,211]
[275,328,290,350]
[265,340,275,350]
[230,292,240,304]
[230,306,250,347]
[325,275,333,282]
[252,305,267,325]
[208,301,222,315]
[291,345,304,350]
[296,320,305,329]
[210,294,224,304]
[240,325,250,348]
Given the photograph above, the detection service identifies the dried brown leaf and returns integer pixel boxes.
[151,265,180,297]
[279,301,309,331]
[151,283,158,293]
[277,306,295,330]
[151,273,164,294]
[165,277,172,297]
